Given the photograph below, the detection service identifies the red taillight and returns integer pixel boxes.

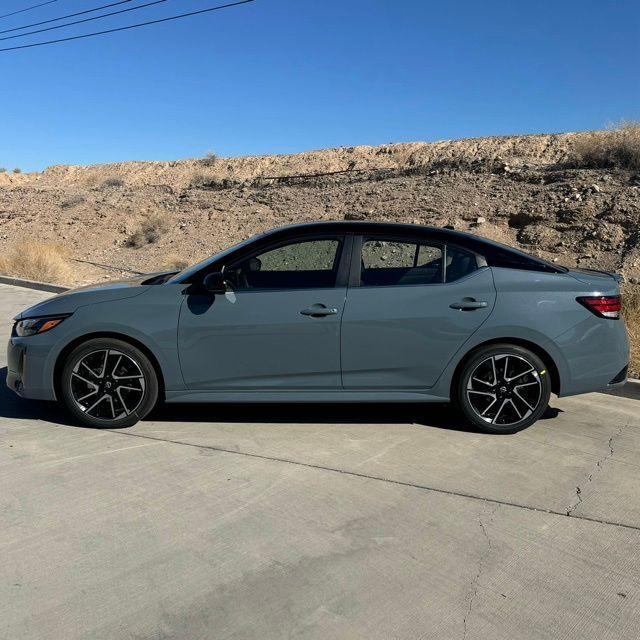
[577,295,622,319]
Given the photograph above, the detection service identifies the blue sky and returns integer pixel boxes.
[1,0,638,172]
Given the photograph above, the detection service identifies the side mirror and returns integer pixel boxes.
[202,271,227,294]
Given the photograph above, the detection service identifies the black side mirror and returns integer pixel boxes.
[202,271,227,294]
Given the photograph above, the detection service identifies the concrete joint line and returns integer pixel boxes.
[109,429,640,534]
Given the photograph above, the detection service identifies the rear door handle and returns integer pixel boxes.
[300,304,339,318]
[449,300,488,311]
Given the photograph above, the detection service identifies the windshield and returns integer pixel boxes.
[168,231,271,283]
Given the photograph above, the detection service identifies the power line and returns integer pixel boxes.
[1,0,136,35]
[0,0,173,42]
[0,0,256,52]
[0,0,62,21]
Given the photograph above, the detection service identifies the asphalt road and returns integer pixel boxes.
[1,283,639,640]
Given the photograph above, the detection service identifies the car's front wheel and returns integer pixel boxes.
[456,344,551,434]
[60,338,158,428]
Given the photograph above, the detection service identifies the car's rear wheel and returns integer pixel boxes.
[456,344,551,434]
[60,338,158,428]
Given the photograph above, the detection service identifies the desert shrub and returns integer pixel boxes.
[200,151,218,166]
[624,291,640,377]
[61,194,86,208]
[0,168,6,173]
[13,168,21,174]
[0,242,70,284]
[571,122,640,171]
[126,212,170,248]
[190,172,234,190]
[101,177,125,189]
[163,255,189,271]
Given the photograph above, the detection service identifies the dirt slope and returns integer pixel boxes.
[1,132,639,288]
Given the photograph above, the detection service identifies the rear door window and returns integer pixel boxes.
[360,239,443,286]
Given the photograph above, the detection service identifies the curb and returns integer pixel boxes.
[0,275,69,294]
[604,378,640,401]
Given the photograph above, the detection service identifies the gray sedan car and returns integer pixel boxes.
[7,222,629,433]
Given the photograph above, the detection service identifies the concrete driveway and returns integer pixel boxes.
[1,283,639,640]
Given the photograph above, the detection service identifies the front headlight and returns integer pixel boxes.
[13,315,69,337]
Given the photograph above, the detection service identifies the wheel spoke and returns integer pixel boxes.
[508,398,523,420]
[480,397,497,417]
[492,399,508,424]
[84,394,110,416]
[79,360,101,380]
[513,387,536,411]
[100,350,110,377]
[468,389,495,397]
[76,388,99,403]
[111,354,122,377]
[71,371,98,387]
[505,367,534,383]
[471,376,494,387]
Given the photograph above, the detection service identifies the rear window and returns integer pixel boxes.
[445,246,479,282]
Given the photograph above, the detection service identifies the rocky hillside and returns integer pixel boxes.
[1,131,639,288]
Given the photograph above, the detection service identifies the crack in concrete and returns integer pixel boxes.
[462,506,496,640]
[566,423,626,516]
[108,428,640,533]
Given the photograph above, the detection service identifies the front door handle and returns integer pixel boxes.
[300,304,339,318]
[449,299,488,311]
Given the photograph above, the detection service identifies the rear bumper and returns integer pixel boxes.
[6,338,56,401]
[554,317,630,397]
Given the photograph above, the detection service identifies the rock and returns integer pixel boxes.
[475,216,486,225]
[517,224,560,248]
[591,184,601,192]
[344,211,367,221]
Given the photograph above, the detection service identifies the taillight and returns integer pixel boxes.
[577,295,622,319]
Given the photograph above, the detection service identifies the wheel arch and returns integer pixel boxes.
[53,331,166,402]
[450,337,561,397]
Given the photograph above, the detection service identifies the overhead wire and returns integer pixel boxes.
[1,0,136,35]
[0,0,256,52]
[0,0,62,21]
[0,0,173,42]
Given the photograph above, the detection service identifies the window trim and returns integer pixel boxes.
[221,233,352,293]
[351,233,486,289]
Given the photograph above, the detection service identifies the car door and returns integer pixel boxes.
[178,235,349,390]
[341,235,496,389]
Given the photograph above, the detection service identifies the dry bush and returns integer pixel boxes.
[101,177,125,189]
[190,172,233,190]
[200,151,218,167]
[624,291,640,377]
[162,255,189,271]
[0,242,70,284]
[61,194,86,209]
[0,168,6,173]
[571,122,640,171]
[13,168,21,174]
[126,212,170,248]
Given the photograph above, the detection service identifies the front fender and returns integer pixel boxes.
[39,285,186,398]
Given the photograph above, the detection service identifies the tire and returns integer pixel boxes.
[60,338,159,428]
[455,344,551,434]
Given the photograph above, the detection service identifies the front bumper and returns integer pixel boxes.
[6,338,57,401]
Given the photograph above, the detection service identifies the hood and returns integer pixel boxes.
[13,273,162,320]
